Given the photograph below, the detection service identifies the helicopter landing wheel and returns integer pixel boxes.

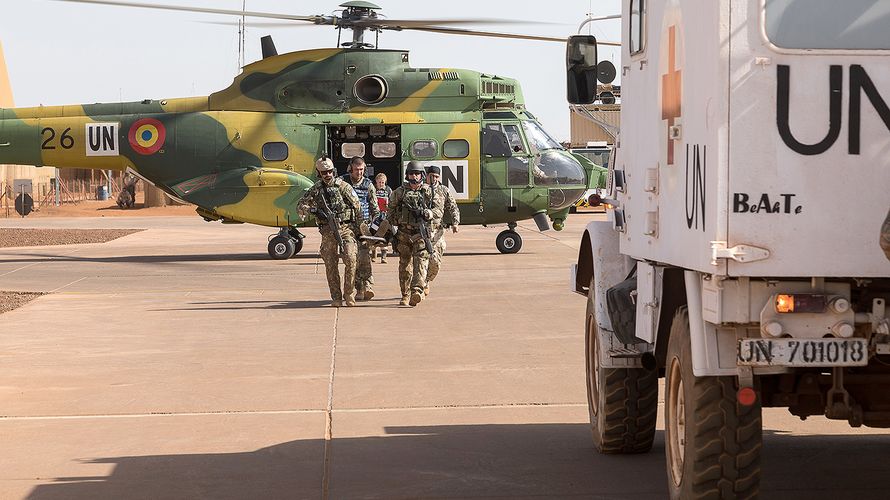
[496,230,522,254]
[268,235,296,260]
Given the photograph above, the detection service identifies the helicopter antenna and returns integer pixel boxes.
[237,0,246,69]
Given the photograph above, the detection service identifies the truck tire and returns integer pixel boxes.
[585,278,657,454]
[664,307,762,499]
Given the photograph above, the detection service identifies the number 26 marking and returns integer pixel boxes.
[41,127,74,150]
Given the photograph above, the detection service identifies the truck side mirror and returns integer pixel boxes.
[566,35,599,105]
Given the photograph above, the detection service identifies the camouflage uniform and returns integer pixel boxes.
[341,173,379,298]
[882,208,890,261]
[297,176,362,306]
[426,182,460,290]
[388,182,441,305]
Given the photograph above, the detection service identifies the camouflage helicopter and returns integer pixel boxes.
[0,0,606,258]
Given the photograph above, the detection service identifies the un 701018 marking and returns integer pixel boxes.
[738,338,867,367]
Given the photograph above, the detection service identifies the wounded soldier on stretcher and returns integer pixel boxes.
[361,213,397,263]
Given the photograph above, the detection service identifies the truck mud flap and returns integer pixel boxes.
[606,269,643,344]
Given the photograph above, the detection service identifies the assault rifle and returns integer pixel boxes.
[313,188,345,254]
[405,198,435,255]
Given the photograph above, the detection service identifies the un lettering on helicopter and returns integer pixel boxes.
[0,0,606,259]
[406,160,468,200]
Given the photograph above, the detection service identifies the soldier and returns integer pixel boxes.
[882,208,890,261]
[298,158,362,307]
[424,165,460,296]
[388,161,441,306]
[340,156,379,300]
[373,172,394,263]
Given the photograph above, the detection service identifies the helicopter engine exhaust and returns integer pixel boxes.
[354,75,388,105]
[260,36,278,59]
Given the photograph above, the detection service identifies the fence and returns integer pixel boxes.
[1,175,144,217]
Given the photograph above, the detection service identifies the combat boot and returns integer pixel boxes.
[355,286,365,301]
[364,287,375,300]
[345,294,356,307]
[409,291,424,306]
[399,295,410,306]
[423,286,430,297]
[331,299,342,308]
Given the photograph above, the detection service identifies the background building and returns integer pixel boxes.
[568,85,621,148]
[0,41,55,213]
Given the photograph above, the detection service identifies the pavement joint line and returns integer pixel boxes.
[322,307,340,500]
[516,222,581,249]
[0,403,590,420]
[332,403,588,413]
[48,276,87,293]
[0,409,327,421]
[51,289,271,296]
[0,248,81,277]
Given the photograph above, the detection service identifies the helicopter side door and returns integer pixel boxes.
[326,124,402,187]
[480,120,544,224]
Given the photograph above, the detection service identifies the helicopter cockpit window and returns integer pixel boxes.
[443,139,469,158]
[262,142,289,162]
[412,140,438,158]
[341,143,366,159]
[521,121,562,152]
[503,124,526,153]
[372,142,397,158]
[482,127,512,158]
[532,151,586,186]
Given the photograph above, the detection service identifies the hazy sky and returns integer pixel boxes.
[0,0,621,141]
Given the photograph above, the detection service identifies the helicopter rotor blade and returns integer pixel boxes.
[199,20,319,29]
[400,26,621,46]
[46,0,334,24]
[353,18,563,29]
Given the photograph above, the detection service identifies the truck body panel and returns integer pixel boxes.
[614,0,890,277]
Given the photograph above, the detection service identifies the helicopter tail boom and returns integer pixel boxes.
[0,97,208,171]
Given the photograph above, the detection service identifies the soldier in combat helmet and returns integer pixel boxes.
[297,157,362,307]
[388,161,442,306]
[340,156,379,300]
[424,165,460,296]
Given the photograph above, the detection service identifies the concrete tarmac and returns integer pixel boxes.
[1,214,889,499]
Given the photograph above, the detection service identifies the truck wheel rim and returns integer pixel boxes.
[668,359,686,486]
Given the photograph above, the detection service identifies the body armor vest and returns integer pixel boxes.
[314,180,352,225]
[399,187,430,226]
[341,174,373,221]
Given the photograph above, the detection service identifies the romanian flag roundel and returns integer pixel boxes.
[128,118,166,155]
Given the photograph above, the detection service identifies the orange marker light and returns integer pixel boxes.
[775,294,827,313]
[776,294,794,313]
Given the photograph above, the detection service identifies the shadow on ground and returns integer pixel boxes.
[151,299,339,311]
[0,253,319,264]
[21,423,890,500]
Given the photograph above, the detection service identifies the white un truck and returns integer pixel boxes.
[567,1,890,498]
